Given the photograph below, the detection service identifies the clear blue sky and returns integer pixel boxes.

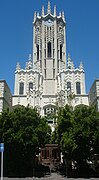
[0,0,99,94]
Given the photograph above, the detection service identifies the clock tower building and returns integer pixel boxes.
[13,2,89,131]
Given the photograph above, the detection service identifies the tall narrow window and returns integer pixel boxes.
[44,108,46,115]
[29,82,33,91]
[57,39,58,49]
[53,69,55,79]
[53,49,55,58]
[44,49,46,58]
[37,45,39,60]
[57,60,59,72]
[47,42,51,58]
[40,50,42,59]
[76,82,81,94]
[60,44,62,60]
[53,38,54,48]
[19,82,24,95]
[44,69,46,79]
[67,82,71,91]
[44,59,46,68]
[45,37,46,48]
[40,60,42,69]
[53,59,55,68]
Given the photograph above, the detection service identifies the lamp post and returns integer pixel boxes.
[0,143,4,180]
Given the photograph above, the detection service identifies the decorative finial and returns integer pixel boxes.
[47,1,51,14]
[62,11,65,21]
[16,62,21,71]
[59,12,62,17]
[25,62,28,70]
[25,55,33,70]
[67,53,72,69]
[34,11,36,22]
[42,5,44,16]
[54,5,56,16]
[68,53,71,61]
[67,54,75,69]
[28,54,32,61]
[37,12,39,17]
[71,61,74,70]
[79,61,84,70]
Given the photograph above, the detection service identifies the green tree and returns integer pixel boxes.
[57,105,75,151]
[0,106,51,177]
[73,105,99,171]
[56,104,99,175]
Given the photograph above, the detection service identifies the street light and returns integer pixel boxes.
[0,143,4,180]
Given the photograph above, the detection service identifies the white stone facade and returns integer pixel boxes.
[89,79,99,111]
[12,2,89,124]
[0,80,12,113]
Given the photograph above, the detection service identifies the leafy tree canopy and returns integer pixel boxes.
[0,106,51,176]
[55,104,99,170]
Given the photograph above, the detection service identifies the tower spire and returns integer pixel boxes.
[42,5,44,16]
[54,5,56,16]
[47,1,51,14]
[34,11,36,22]
[62,11,65,21]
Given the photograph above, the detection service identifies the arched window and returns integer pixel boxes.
[44,106,56,116]
[29,82,33,91]
[47,42,51,58]
[37,44,39,60]
[67,82,71,91]
[19,82,24,95]
[76,82,81,94]
[60,44,62,60]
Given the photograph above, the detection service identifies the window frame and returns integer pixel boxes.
[19,82,24,95]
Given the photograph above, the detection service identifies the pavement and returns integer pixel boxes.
[3,172,99,180]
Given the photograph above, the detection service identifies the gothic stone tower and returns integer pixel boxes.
[32,2,66,116]
[12,2,89,130]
